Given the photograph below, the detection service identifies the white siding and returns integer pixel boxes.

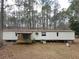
[3,31,75,40]
[31,32,75,40]
[3,32,17,40]
[58,32,75,40]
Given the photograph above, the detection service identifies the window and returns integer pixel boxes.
[42,32,46,36]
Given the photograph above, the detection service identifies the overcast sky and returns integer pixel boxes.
[6,0,70,8]
[58,0,70,10]
[35,0,71,12]
[5,0,71,13]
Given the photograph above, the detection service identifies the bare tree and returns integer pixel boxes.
[38,0,53,29]
[53,0,60,29]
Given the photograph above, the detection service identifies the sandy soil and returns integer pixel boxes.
[0,39,79,59]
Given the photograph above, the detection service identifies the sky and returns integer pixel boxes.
[34,0,71,12]
[5,0,71,12]
[58,0,70,10]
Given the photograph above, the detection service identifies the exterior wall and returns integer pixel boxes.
[58,32,75,40]
[31,32,58,40]
[3,31,75,40]
[3,32,17,40]
[31,32,75,40]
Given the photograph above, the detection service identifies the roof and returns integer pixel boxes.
[3,29,74,32]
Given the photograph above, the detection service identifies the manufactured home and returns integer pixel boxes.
[3,30,75,43]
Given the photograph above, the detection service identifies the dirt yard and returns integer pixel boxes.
[0,39,79,59]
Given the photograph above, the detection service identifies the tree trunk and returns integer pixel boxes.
[0,0,4,47]
[54,21,56,30]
